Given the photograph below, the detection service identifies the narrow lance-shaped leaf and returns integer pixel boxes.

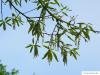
[70,48,79,60]
[83,29,90,40]
[34,45,39,57]
[48,50,53,62]
[42,51,48,59]
[30,46,33,53]
[3,22,6,30]
[25,44,33,48]
[61,48,68,65]
[28,24,34,33]
[25,44,33,53]
[54,0,60,6]
[53,52,58,62]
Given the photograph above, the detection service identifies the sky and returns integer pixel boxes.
[0,0,100,75]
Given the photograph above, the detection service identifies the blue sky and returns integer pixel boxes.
[0,0,100,75]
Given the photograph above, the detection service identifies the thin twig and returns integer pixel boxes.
[8,0,48,19]
[1,0,3,19]
[24,8,36,14]
[8,0,30,19]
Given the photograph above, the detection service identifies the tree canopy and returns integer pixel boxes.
[0,0,98,65]
[0,61,18,75]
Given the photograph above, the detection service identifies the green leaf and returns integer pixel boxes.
[70,29,77,35]
[53,52,58,62]
[63,53,67,65]
[42,50,53,63]
[3,22,6,30]
[25,44,32,48]
[48,50,53,62]
[42,51,48,59]
[62,12,68,16]
[61,6,67,11]
[61,49,68,65]
[70,48,79,60]
[61,29,67,35]
[83,30,90,40]
[34,45,39,57]
[89,25,96,32]
[54,0,60,6]
[67,35,75,42]
[72,52,77,60]
[50,2,57,5]
[14,0,20,5]
[28,24,33,33]
[25,44,33,53]
[43,45,49,49]
[0,20,3,27]
[40,8,46,20]
[30,46,33,53]
[37,5,42,10]
[5,17,11,23]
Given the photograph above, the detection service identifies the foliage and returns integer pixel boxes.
[0,0,98,64]
[0,61,18,75]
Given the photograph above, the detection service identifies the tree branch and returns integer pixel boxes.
[1,0,3,19]
[8,0,52,19]
[8,0,30,19]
